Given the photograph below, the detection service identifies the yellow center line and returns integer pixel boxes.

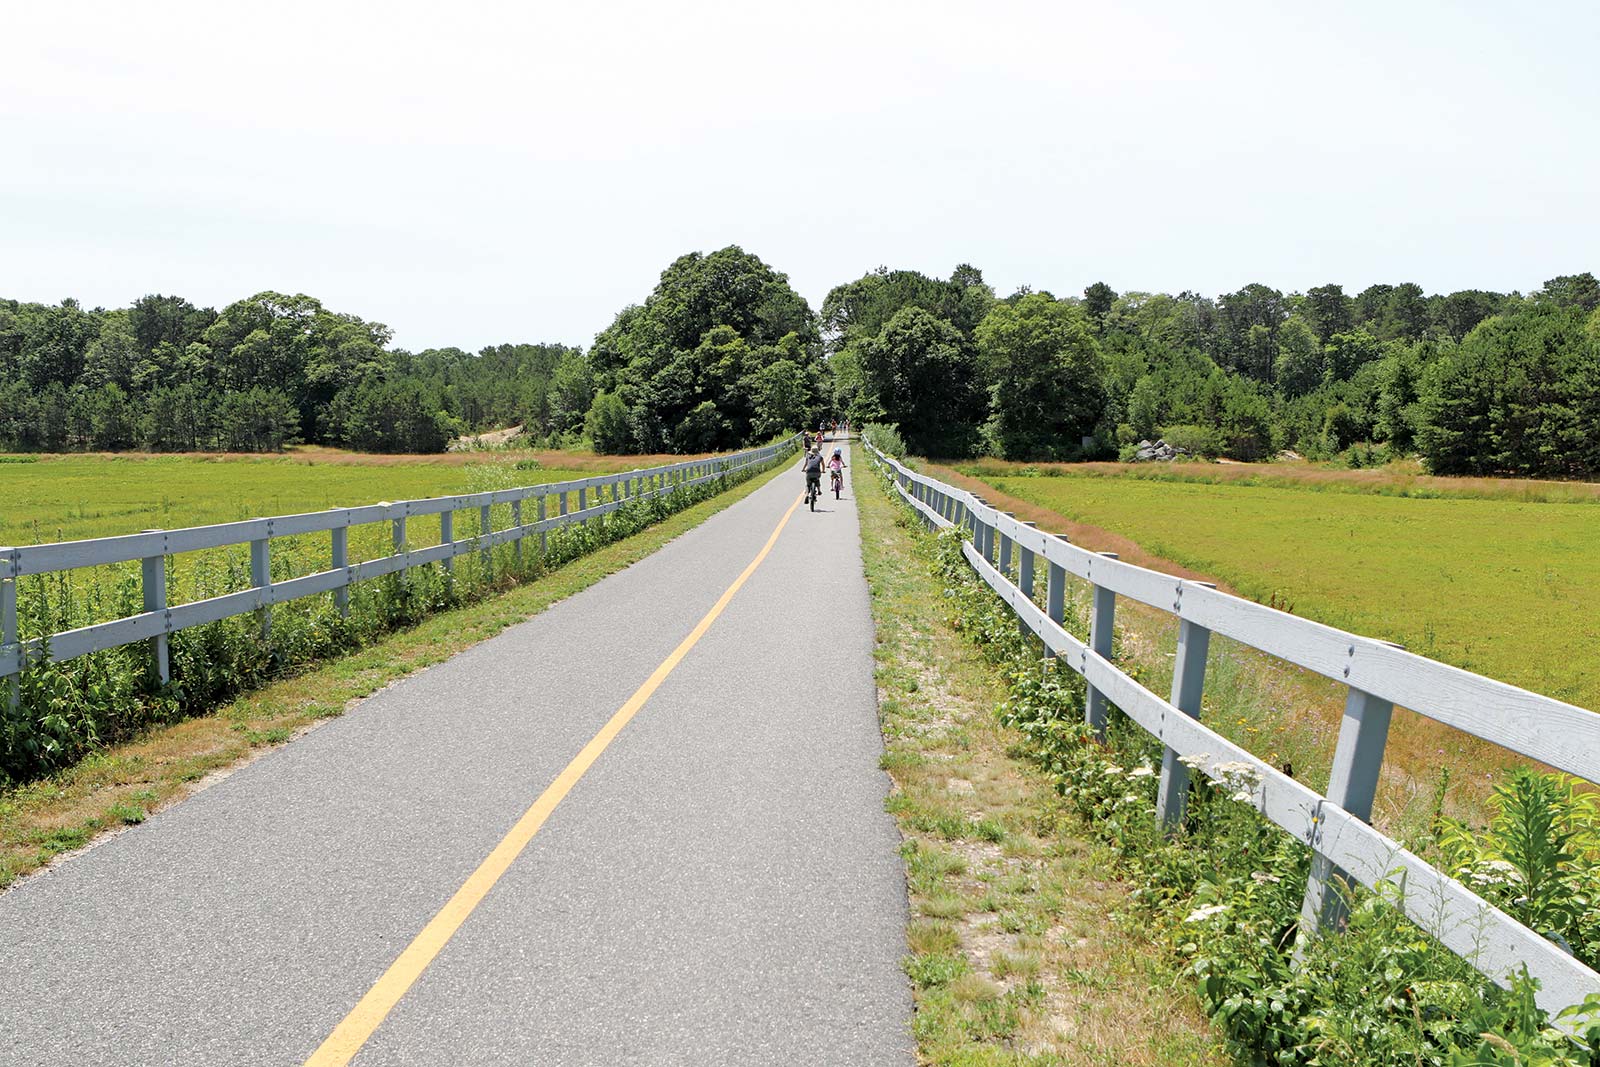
[304,491,806,1067]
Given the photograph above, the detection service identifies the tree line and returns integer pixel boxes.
[0,293,592,454]
[823,268,1600,478]
[5,254,1597,478]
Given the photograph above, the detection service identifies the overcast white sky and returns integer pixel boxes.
[3,0,1595,350]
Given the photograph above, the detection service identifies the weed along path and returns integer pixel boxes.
[0,443,912,1066]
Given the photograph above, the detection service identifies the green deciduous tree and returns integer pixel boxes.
[587,246,821,453]
[856,307,984,456]
[584,390,630,454]
[975,294,1106,460]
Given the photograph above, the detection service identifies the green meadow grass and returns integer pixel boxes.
[0,453,580,547]
[0,452,664,659]
[976,472,1600,711]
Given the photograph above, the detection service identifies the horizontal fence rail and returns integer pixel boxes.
[864,438,1600,1022]
[0,437,801,687]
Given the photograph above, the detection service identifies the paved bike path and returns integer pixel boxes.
[0,444,912,1065]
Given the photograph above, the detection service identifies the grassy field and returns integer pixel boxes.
[963,466,1600,712]
[0,448,689,547]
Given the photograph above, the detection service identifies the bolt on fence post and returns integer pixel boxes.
[1157,612,1212,830]
[1299,684,1395,941]
[140,531,170,686]
[1,552,17,712]
[1085,553,1119,738]
[250,533,271,644]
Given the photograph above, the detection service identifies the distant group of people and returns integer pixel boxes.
[800,421,847,506]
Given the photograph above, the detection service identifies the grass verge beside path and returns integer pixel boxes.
[0,459,791,890]
[856,455,1225,1065]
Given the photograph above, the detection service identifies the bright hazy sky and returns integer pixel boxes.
[3,1,1595,351]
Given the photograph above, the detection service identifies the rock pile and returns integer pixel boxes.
[1131,438,1192,462]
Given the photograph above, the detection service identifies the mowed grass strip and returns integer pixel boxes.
[0,459,791,890]
[970,469,1600,712]
[856,458,1224,1065]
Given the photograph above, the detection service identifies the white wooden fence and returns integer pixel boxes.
[0,437,799,693]
[865,438,1600,1021]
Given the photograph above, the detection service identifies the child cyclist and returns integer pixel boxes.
[827,447,845,494]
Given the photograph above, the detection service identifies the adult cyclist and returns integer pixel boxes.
[800,447,824,509]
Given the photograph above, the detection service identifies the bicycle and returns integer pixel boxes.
[806,476,820,511]
[830,468,843,499]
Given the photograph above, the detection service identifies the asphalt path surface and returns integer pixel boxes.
[0,443,913,1066]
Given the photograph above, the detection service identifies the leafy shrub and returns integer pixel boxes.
[863,422,909,460]
[1157,423,1222,456]
[1343,441,1396,469]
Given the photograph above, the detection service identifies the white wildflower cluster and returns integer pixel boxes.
[1466,858,1524,890]
[1250,871,1282,885]
[1128,765,1155,779]
[1211,759,1260,804]
[1185,903,1228,923]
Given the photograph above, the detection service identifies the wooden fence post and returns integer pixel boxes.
[1300,685,1395,938]
[250,532,271,644]
[1018,522,1037,644]
[538,495,548,558]
[479,503,492,572]
[141,530,169,685]
[1085,552,1119,738]
[1045,553,1066,677]
[330,513,349,618]
[511,499,523,571]
[997,514,1014,576]
[968,500,984,557]
[440,510,454,594]
[1,551,16,711]
[392,512,408,597]
[1157,614,1211,829]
